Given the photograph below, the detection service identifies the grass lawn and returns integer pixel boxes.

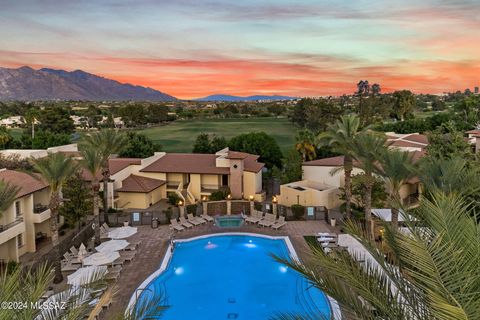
[137,117,297,154]
[9,128,23,140]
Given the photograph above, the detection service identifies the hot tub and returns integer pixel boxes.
[214,215,245,227]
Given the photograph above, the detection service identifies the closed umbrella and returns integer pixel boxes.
[78,243,88,259]
[67,266,108,286]
[83,251,120,266]
[95,239,129,253]
[108,226,137,239]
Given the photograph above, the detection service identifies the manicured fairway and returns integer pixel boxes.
[137,117,296,154]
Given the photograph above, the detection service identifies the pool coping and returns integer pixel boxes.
[126,232,342,319]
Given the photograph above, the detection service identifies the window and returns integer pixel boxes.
[17,234,24,248]
[15,201,21,217]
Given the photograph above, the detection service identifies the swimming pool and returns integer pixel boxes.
[129,233,335,319]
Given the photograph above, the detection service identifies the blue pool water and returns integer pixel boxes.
[134,234,332,319]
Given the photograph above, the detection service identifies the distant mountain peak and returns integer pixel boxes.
[0,66,177,101]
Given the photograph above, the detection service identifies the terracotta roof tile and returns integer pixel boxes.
[402,134,429,145]
[226,151,249,160]
[0,169,48,198]
[109,158,142,175]
[117,175,166,193]
[244,155,265,172]
[141,154,230,174]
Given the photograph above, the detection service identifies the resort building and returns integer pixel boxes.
[277,133,427,209]
[85,148,265,210]
[0,169,55,263]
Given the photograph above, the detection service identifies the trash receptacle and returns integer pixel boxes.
[151,218,159,229]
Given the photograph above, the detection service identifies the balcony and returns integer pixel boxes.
[32,204,51,223]
[404,193,420,208]
[166,181,181,190]
[0,217,25,244]
[201,184,220,193]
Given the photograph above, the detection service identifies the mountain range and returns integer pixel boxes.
[195,94,296,102]
[0,66,176,101]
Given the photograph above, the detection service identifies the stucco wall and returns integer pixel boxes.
[278,184,341,209]
[117,186,165,210]
[303,165,363,187]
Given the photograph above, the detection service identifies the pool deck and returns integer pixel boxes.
[102,220,340,319]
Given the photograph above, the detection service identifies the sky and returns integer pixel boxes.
[0,0,479,99]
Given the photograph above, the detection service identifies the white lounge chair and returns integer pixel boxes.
[259,213,276,227]
[188,213,206,224]
[185,215,201,226]
[102,223,110,232]
[272,216,287,230]
[179,217,195,228]
[246,211,263,224]
[170,219,185,231]
[201,214,214,222]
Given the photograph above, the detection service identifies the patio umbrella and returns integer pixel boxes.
[78,243,88,256]
[67,266,108,286]
[108,226,137,239]
[83,251,120,266]
[95,239,129,253]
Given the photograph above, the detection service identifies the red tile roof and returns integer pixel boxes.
[109,158,142,175]
[466,129,480,136]
[117,175,166,193]
[0,169,48,198]
[80,158,142,181]
[401,134,429,145]
[244,155,265,172]
[304,150,426,168]
[389,140,425,149]
[226,151,249,160]
[141,153,264,174]
[141,154,229,174]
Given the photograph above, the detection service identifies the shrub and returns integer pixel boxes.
[6,261,19,274]
[291,204,305,220]
[163,207,173,222]
[209,187,231,201]
[167,192,181,205]
[186,204,197,215]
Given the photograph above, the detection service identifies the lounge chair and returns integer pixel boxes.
[120,251,136,262]
[259,213,276,227]
[272,216,287,230]
[188,213,206,224]
[201,214,214,222]
[186,214,202,226]
[102,223,110,232]
[246,211,262,224]
[170,219,185,231]
[70,246,79,256]
[179,217,194,228]
[129,240,142,248]
[124,244,137,251]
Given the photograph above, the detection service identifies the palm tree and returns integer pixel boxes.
[80,129,126,224]
[32,153,77,283]
[0,263,115,320]
[81,148,104,245]
[0,180,20,218]
[275,192,480,320]
[317,115,367,219]
[376,149,416,229]
[295,129,317,161]
[349,132,387,237]
[417,157,480,199]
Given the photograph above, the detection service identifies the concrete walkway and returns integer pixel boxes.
[102,220,338,319]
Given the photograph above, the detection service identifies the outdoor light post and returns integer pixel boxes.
[202,196,208,216]
[249,195,254,215]
[227,194,232,215]
[272,196,278,218]
[178,200,185,218]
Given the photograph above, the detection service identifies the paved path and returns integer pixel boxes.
[102,220,338,319]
